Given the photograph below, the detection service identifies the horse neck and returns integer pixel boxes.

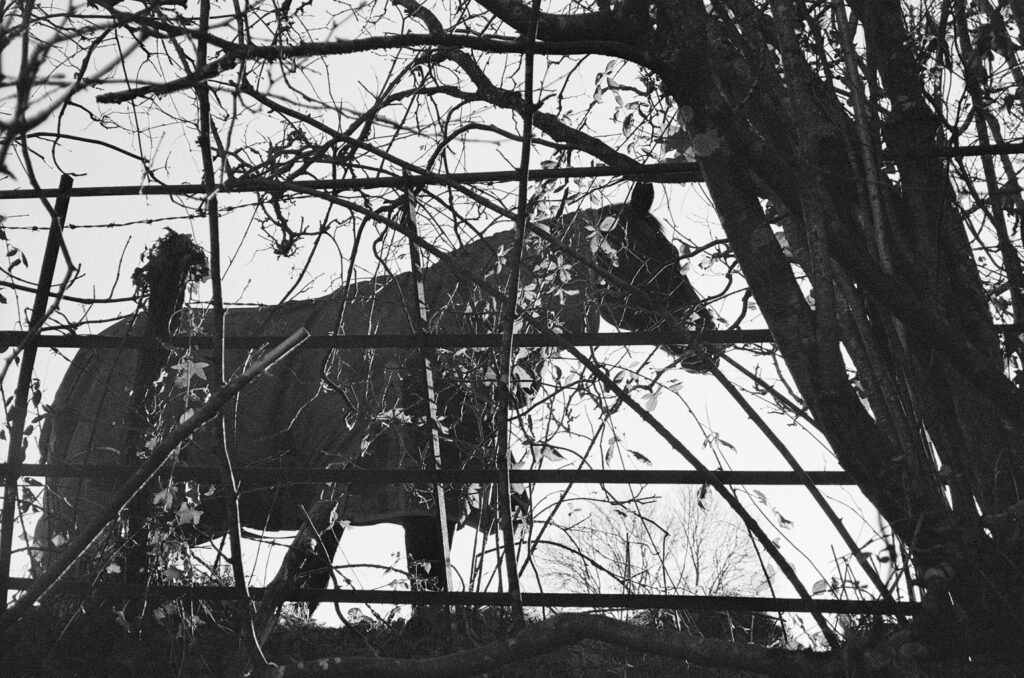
[415,219,602,338]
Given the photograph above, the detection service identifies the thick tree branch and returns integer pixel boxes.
[698,146,950,543]
[97,34,645,104]
[472,0,647,43]
[825,224,1024,428]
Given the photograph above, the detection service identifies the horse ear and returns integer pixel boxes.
[630,183,654,213]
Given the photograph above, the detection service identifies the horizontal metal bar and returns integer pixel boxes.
[0,329,774,350]
[4,141,1022,201]
[2,465,851,485]
[0,164,702,201]
[6,324,1022,351]
[884,140,1024,159]
[3,578,916,615]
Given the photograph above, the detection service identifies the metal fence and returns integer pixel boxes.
[0,166,935,638]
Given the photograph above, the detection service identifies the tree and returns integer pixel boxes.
[472,0,1024,658]
[540,488,766,602]
[3,0,1024,672]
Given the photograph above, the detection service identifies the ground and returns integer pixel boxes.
[1,603,773,677]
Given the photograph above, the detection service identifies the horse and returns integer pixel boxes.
[33,182,716,611]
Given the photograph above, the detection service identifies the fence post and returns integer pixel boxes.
[403,182,454,597]
[0,174,73,606]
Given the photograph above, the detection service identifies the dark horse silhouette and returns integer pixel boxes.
[34,183,716,605]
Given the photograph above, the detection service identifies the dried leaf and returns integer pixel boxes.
[529,443,565,462]
[774,509,794,530]
[629,449,652,466]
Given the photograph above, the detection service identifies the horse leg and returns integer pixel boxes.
[297,516,345,616]
[404,514,457,592]
[250,500,345,643]
[404,515,457,640]
[231,499,345,676]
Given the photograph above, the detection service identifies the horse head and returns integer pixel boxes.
[584,183,718,373]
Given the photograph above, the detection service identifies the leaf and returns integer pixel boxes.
[629,449,652,466]
[153,487,175,511]
[162,565,185,582]
[529,443,565,462]
[604,436,621,463]
[175,503,203,526]
[751,490,767,504]
[812,579,829,595]
[662,129,691,159]
[51,534,66,547]
[691,130,722,157]
[703,432,736,455]
[774,509,794,530]
[153,604,176,622]
[622,112,634,135]
[171,360,209,387]
[640,390,659,411]
[105,563,122,574]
